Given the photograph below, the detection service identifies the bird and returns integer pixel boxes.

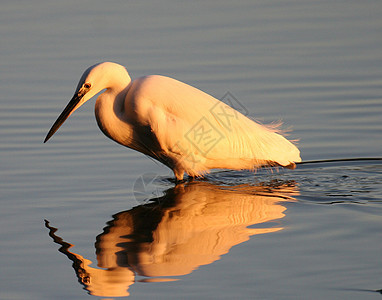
[44,62,301,181]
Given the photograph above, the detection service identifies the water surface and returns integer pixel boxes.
[1,1,382,299]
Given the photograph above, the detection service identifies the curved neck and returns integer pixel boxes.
[95,85,134,147]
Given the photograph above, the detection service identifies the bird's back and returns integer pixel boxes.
[126,75,301,177]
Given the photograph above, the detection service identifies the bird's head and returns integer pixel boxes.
[44,62,129,143]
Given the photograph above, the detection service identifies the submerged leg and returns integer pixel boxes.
[173,168,184,183]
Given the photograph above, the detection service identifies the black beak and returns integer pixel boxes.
[44,92,84,143]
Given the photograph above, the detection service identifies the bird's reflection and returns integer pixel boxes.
[45,180,298,298]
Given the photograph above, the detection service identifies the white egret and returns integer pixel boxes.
[44,62,301,181]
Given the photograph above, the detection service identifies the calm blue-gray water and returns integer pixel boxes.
[1,1,382,299]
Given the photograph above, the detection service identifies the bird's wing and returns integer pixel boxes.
[129,75,300,173]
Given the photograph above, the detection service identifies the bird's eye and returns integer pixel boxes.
[83,83,91,89]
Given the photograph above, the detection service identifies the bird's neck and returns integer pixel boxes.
[95,84,134,148]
